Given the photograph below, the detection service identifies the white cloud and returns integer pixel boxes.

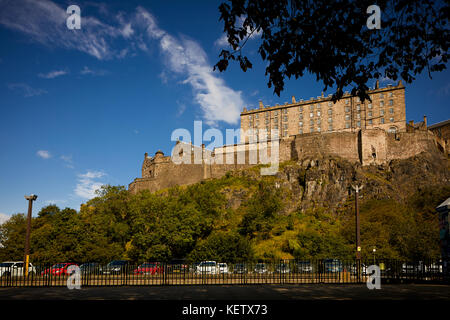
[0,213,10,225]
[37,150,51,159]
[80,66,108,76]
[38,70,68,79]
[214,16,261,48]
[136,7,243,125]
[0,0,129,60]
[60,155,74,168]
[8,83,47,97]
[74,170,106,199]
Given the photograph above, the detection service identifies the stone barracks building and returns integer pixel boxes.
[129,81,448,194]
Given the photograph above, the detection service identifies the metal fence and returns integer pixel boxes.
[0,259,448,287]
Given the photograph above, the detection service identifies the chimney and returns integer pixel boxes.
[144,152,148,158]
[375,80,379,89]
[423,115,427,128]
[292,96,296,103]
[259,101,264,109]
[321,91,324,98]
[243,107,247,112]
[409,120,414,126]
[398,80,403,87]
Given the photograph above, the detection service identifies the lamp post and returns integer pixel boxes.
[352,184,363,280]
[24,194,37,276]
[373,247,376,265]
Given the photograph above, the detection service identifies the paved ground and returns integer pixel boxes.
[0,284,449,300]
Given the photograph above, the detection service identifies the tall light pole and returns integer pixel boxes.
[352,185,363,280]
[24,194,37,276]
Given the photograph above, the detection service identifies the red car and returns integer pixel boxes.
[41,263,78,276]
[133,262,163,275]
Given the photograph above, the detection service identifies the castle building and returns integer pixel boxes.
[240,80,406,142]
[129,82,447,194]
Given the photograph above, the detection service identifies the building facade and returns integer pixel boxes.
[240,80,406,143]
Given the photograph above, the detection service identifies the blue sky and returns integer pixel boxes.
[0,0,448,220]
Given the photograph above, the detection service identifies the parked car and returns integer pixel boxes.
[323,259,343,273]
[233,263,248,274]
[41,263,78,276]
[296,261,313,273]
[100,260,129,275]
[275,262,291,274]
[254,263,268,274]
[0,261,36,277]
[79,262,99,275]
[189,262,200,273]
[218,263,229,274]
[196,261,218,274]
[133,262,163,275]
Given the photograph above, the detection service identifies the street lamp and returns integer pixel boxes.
[373,247,376,265]
[352,184,363,280]
[24,194,37,276]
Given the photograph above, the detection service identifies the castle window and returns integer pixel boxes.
[317,111,321,117]
[328,109,332,115]
[345,122,350,128]
[388,92,393,97]
[256,120,259,126]
[380,93,384,99]
[317,127,321,132]
[380,109,385,116]
[283,130,288,136]
[317,119,321,125]
[283,108,288,114]
[368,103,372,109]
[316,103,321,109]
[380,101,384,107]
[357,121,361,127]
[299,106,303,112]
[380,118,385,124]
[328,101,332,107]
[356,114,361,120]
[390,117,394,122]
[283,116,288,122]
[345,106,350,113]
[265,119,269,125]
[368,111,373,117]
[389,100,394,106]
[368,119,373,125]
[310,119,314,126]
[309,105,314,111]
[265,112,269,118]
[283,124,288,129]
[328,125,333,131]
[345,99,349,105]
[248,115,252,120]
[274,111,278,116]
[356,97,360,102]
[299,121,303,127]
[356,104,361,111]
[299,129,303,134]
[328,117,332,123]
[389,108,394,114]
[299,113,303,119]
[310,112,314,118]
[274,124,278,129]
[345,115,350,121]
[255,114,259,119]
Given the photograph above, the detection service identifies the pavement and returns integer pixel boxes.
[0,283,449,300]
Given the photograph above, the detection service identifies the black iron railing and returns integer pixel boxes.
[0,259,448,287]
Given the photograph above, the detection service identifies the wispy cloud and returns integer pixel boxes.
[36,150,51,159]
[60,155,74,168]
[0,213,10,225]
[80,66,108,76]
[8,83,47,97]
[74,170,106,199]
[136,7,243,125]
[38,69,68,79]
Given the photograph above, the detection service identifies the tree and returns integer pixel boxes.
[215,0,449,101]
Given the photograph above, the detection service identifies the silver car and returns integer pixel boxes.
[0,261,36,277]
